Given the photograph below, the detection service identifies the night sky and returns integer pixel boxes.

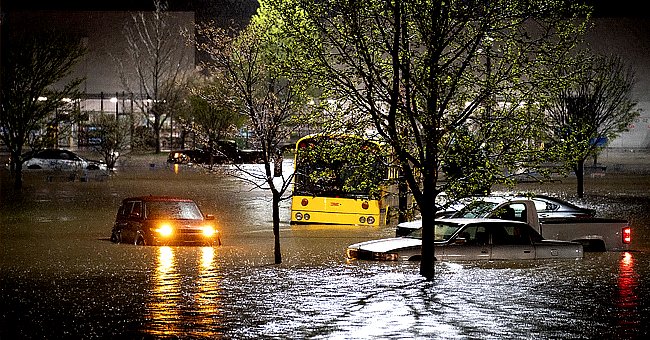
[2,0,646,17]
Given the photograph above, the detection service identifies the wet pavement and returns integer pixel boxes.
[1,153,649,339]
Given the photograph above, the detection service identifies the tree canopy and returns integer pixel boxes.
[543,54,639,197]
[258,0,591,278]
[1,29,86,189]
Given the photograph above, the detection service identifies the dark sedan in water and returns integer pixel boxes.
[110,196,221,246]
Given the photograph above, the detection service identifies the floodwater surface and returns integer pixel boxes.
[1,160,649,339]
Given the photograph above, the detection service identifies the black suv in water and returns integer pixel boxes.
[110,196,221,246]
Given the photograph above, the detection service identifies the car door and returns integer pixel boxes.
[438,225,492,260]
[118,200,143,242]
[489,222,535,260]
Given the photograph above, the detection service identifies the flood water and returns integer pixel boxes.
[1,157,649,339]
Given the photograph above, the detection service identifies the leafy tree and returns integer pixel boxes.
[0,30,86,189]
[182,76,246,166]
[197,12,319,264]
[262,0,590,279]
[118,0,193,153]
[544,55,639,198]
[89,114,132,170]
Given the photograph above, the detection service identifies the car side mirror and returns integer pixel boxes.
[205,214,215,220]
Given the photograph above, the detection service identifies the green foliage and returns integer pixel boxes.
[261,0,590,202]
[182,76,245,152]
[295,135,389,198]
[89,114,132,169]
[259,0,591,276]
[544,55,640,167]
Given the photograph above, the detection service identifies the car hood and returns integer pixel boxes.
[348,237,422,253]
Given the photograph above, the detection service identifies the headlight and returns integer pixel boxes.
[202,226,217,237]
[375,252,398,261]
[155,224,173,237]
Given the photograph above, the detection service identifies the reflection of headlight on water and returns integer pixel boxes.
[201,247,214,269]
[158,246,174,273]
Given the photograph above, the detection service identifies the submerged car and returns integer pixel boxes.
[347,219,583,261]
[397,195,596,236]
[167,140,264,165]
[167,149,229,164]
[22,148,107,171]
[110,196,221,246]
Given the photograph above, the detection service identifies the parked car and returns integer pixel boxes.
[167,149,229,164]
[434,194,595,220]
[347,219,583,261]
[110,196,221,246]
[395,195,629,252]
[167,140,264,165]
[22,148,107,171]
[451,195,595,219]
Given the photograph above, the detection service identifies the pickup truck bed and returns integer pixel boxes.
[539,217,630,251]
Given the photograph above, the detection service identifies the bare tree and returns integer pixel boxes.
[198,18,318,264]
[544,55,639,198]
[1,30,86,189]
[118,0,193,153]
[263,0,590,279]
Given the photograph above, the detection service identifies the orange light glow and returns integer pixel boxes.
[202,226,216,237]
[156,223,174,237]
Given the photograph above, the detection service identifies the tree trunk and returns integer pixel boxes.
[398,174,408,223]
[419,173,436,280]
[12,159,24,190]
[272,191,282,264]
[575,159,585,198]
[154,114,162,154]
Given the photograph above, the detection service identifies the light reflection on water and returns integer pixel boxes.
[616,252,640,338]
[1,167,649,338]
[145,246,223,338]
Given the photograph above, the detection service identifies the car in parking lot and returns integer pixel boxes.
[22,148,107,171]
[110,196,221,246]
[347,219,583,261]
[167,140,264,165]
[167,149,229,164]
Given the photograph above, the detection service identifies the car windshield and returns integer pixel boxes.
[405,222,462,242]
[145,201,203,220]
[453,201,498,218]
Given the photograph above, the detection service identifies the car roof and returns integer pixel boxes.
[437,218,529,226]
[121,196,195,203]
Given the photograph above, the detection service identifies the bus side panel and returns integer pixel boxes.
[291,195,382,226]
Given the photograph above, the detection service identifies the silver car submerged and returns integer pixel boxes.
[347,219,583,261]
[22,149,107,171]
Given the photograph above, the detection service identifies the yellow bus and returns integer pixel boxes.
[290,134,396,226]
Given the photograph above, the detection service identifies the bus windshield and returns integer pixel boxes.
[293,135,388,199]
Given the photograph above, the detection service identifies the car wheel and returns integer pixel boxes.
[110,230,122,243]
[134,233,147,246]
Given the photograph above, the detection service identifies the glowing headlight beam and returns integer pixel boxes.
[202,226,217,237]
[155,224,174,237]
